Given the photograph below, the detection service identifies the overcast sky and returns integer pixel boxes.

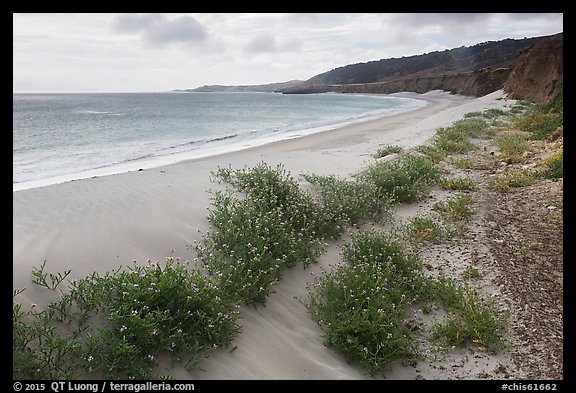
[13,13,563,92]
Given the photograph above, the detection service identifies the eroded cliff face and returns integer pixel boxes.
[281,34,562,99]
[504,33,563,102]
[286,68,510,97]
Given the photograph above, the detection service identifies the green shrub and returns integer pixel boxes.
[429,276,508,351]
[482,108,507,119]
[307,229,509,374]
[307,230,424,374]
[373,145,403,159]
[432,193,474,223]
[450,156,493,170]
[489,168,538,190]
[539,150,563,179]
[198,163,327,304]
[464,111,483,118]
[452,118,490,138]
[514,92,563,140]
[404,214,449,244]
[415,144,447,163]
[495,131,531,157]
[440,176,477,191]
[13,260,241,379]
[360,154,442,203]
[303,173,390,235]
[433,126,476,154]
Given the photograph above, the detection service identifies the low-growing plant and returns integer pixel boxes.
[482,108,507,119]
[440,176,477,191]
[514,238,544,257]
[303,173,391,235]
[360,154,442,203]
[14,259,241,379]
[197,190,323,304]
[404,214,448,244]
[373,145,403,159]
[198,163,327,304]
[513,92,563,140]
[77,259,241,378]
[464,111,483,118]
[433,193,474,223]
[433,126,476,154]
[450,156,494,170]
[307,260,418,374]
[307,229,509,375]
[307,230,425,374]
[13,292,86,379]
[452,118,491,138]
[415,144,447,163]
[341,230,424,287]
[508,100,533,115]
[495,131,532,158]
[429,276,508,352]
[538,150,563,179]
[488,168,538,190]
[462,266,481,280]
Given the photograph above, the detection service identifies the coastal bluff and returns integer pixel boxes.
[280,33,562,100]
[504,33,563,102]
[183,33,562,102]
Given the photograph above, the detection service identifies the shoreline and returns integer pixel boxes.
[13,92,427,192]
[13,89,513,379]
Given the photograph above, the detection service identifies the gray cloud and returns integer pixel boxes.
[14,13,562,92]
[111,13,165,33]
[245,33,277,53]
[388,13,494,35]
[111,14,207,46]
[244,33,303,54]
[144,15,207,45]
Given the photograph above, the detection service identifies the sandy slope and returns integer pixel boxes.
[13,90,514,379]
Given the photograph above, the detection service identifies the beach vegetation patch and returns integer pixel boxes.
[488,168,539,190]
[450,156,494,170]
[428,275,508,352]
[451,118,491,138]
[495,131,532,159]
[198,162,325,304]
[403,214,450,244]
[306,229,508,375]
[303,173,391,235]
[13,259,240,379]
[373,144,403,159]
[432,193,474,235]
[465,109,506,120]
[538,150,563,179]
[306,230,425,374]
[464,111,483,118]
[507,100,533,115]
[360,154,442,203]
[433,125,476,154]
[481,108,507,119]
[415,144,447,163]
[513,91,563,140]
[440,176,477,191]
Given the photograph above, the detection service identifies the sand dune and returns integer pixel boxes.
[13,90,511,379]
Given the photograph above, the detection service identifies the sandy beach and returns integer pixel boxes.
[13,90,514,379]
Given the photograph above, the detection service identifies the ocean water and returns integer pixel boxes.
[13,92,426,190]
